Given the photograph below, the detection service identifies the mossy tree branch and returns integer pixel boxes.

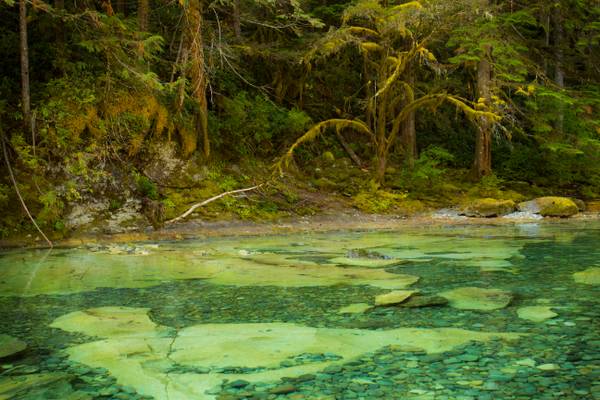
[275,119,373,174]
[387,93,500,154]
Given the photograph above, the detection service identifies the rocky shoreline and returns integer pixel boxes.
[2,198,600,250]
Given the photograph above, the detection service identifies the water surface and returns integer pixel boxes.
[0,222,598,399]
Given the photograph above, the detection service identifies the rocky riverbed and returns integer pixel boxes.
[0,223,598,399]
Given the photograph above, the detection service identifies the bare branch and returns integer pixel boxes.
[165,184,265,224]
[1,136,53,248]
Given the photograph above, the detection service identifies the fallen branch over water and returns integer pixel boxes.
[165,183,265,225]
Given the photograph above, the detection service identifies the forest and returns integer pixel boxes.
[1,0,599,240]
[1,2,600,398]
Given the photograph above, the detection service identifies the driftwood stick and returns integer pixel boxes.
[165,183,264,225]
[1,136,53,248]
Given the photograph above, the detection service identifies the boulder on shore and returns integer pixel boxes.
[462,198,516,217]
[571,198,586,212]
[517,196,578,217]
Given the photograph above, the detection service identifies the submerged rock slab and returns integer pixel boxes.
[573,267,600,285]
[0,250,418,296]
[328,257,399,268]
[517,306,558,323]
[202,258,419,289]
[51,307,524,400]
[440,287,513,311]
[0,228,535,296]
[0,335,26,359]
[50,307,171,338]
[337,303,372,314]
[374,290,416,306]
[399,295,448,308]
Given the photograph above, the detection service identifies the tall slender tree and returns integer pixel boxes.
[139,0,149,31]
[400,63,416,167]
[470,0,494,178]
[473,42,493,178]
[19,0,31,130]
[183,0,210,158]
[552,3,565,134]
[232,0,241,39]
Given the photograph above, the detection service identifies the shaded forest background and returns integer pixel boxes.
[0,0,599,237]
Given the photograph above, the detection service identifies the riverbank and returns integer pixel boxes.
[2,207,600,250]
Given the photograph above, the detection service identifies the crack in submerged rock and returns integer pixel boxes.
[50,307,525,400]
[164,328,179,400]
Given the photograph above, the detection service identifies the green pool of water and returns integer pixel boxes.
[0,222,598,399]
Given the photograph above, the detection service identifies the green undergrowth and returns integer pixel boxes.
[1,147,598,241]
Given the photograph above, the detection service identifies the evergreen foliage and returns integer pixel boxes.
[0,0,599,235]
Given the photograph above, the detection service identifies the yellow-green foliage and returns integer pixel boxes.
[39,75,177,156]
[176,123,198,157]
[353,190,408,213]
[102,93,171,156]
[396,199,426,215]
[468,174,524,202]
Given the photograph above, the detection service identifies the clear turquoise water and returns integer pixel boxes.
[0,222,598,399]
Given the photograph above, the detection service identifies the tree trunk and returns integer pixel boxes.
[19,0,31,131]
[373,62,391,183]
[103,0,114,16]
[232,0,241,39]
[138,0,149,30]
[473,56,492,178]
[553,7,565,135]
[543,13,550,75]
[375,149,387,184]
[116,0,125,15]
[54,0,66,73]
[400,65,416,168]
[375,96,388,183]
[55,0,64,14]
[400,110,416,167]
[185,0,210,158]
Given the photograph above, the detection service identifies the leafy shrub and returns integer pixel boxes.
[37,190,65,228]
[476,173,504,198]
[395,146,454,192]
[214,92,311,156]
[136,175,159,200]
[109,198,124,211]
